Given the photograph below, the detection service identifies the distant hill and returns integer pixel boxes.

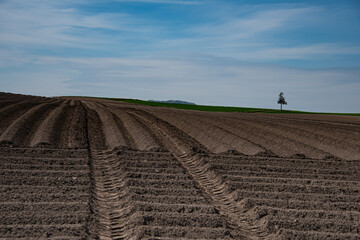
[148,100,196,105]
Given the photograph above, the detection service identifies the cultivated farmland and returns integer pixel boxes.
[0,92,359,239]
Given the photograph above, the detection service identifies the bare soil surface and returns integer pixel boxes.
[0,92,359,239]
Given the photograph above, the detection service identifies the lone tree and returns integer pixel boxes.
[277,92,287,111]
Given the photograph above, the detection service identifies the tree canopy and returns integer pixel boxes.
[277,92,287,110]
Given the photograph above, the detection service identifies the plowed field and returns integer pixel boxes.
[1,92,359,239]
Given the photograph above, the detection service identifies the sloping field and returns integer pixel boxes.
[0,92,359,239]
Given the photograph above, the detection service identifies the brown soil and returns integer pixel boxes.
[0,92,359,239]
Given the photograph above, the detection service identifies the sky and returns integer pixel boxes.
[0,0,359,113]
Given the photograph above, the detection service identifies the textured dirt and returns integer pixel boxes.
[0,92,359,239]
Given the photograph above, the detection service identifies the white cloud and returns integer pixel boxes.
[115,0,200,4]
[0,0,155,49]
[234,44,360,61]
[190,7,318,39]
[149,6,346,61]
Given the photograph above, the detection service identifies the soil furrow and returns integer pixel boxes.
[83,106,107,150]
[211,163,359,176]
[135,202,220,214]
[232,115,360,160]
[0,100,17,109]
[0,204,88,212]
[1,168,89,173]
[152,110,265,155]
[247,198,360,211]
[1,214,88,225]
[29,101,68,148]
[0,147,91,239]
[282,229,360,240]
[0,163,89,171]
[225,174,360,185]
[229,181,359,195]
[62,101,88,149]
[111,107,163,151]
[0,100,45,136]
[0,147,89,157]
[255,206,360,221]
[0,224,87,239]
[252,114,360,143]
[84,101,128,150]
[0,102,61,146]
[211,115,330,159]
[135,225,240,239]
[273,116,360,147]
[206,154,353,165]
[270,218,360,234]
[126,108,273,239]
[152,110,236,153]
[217,169,360,181]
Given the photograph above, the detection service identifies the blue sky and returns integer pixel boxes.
[0,0,359,112]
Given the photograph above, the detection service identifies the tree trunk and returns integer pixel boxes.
[281,104,282,111]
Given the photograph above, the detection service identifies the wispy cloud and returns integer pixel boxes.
[230,44,360,61]
[0,0,157,49]
[197,7,318,39]
[149,5,360,64]
[114,0,200,5]
[149,6,324,56]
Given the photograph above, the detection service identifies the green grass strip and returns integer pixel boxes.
[101,97,359,116]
